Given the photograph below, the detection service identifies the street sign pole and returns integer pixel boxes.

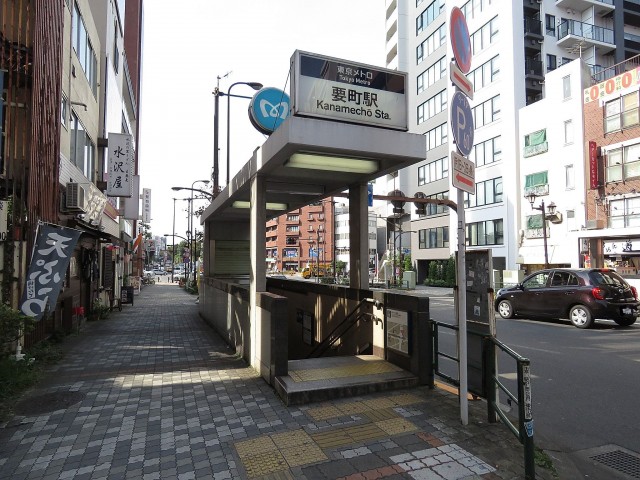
[450,5,473,426]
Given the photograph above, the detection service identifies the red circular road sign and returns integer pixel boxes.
[450,7,472,74]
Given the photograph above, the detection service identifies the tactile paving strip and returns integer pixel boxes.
[289,361,402,382]
[235,429,328,477]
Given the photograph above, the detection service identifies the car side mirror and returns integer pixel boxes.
[517,283,524,290]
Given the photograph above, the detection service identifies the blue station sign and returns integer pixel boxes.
[248,87,290,135]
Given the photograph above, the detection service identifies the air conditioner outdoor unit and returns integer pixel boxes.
[586,219,605,230]
[66,183,88,212]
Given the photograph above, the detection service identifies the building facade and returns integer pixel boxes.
[383,0,640,284]
[1,0,143,346]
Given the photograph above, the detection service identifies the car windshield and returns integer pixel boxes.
[590,270,628,287]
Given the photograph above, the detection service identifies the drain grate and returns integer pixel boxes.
[590,450,640,479]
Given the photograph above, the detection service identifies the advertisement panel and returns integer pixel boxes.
[291,51,407,131]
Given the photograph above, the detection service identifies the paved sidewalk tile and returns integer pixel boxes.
[0,286,545,479]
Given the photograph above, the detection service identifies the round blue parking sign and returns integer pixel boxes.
[450,7,472,74]
[248,87,290,135]
[450,91,474,157]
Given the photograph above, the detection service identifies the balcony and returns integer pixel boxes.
[555,0,614,17]
[557,19,615,54]
[525,57,544,78]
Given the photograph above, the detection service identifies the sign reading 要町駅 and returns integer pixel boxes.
[107,133,134,197]
[291,51,407,131]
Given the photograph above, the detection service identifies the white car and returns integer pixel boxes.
[143,269,154,277]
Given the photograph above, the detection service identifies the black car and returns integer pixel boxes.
[494,268,640,328]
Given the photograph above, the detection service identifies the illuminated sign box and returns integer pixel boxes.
[291,50,407,131]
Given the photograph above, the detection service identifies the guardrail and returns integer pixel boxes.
[430,320,535,480]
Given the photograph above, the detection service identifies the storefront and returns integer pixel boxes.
[578,230,640,289]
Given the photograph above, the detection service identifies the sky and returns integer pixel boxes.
[138,0,387,244]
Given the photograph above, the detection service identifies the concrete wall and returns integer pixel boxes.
[199,276,288,386]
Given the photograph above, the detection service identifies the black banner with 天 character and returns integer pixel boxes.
[19,223,82,321]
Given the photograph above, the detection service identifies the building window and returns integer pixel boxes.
[417,191,449,217]
[61,96,68,127]
[524,171,548,196]
[562,75,571,99]
[565,164,574,190]
[564,119,573,144]
[460,0,494,20]
[285,236,298,246]
[417,89,447,124]
[470,16,498,55]
[416,24,446,65]
[470,136,501,167]
[466,219,503,246]
[72,3,98,95]
[416,0,445,35]
[469,55,499,92]
[606,144,640,183]
[112,21,119,73]
[464,177,502,208]
[70,112,95,181]
[425,123,448,151]
[419,226,449,249]
[472,95,500,128]
[546,54,557,72]
[609,197,640,228]
[523,129,548,157]
[286,214,299,221]
[545,14,556,36]
[418,157,448,185]
[417,56,447,94]
[604,92,639,133]
[286,225,299,232]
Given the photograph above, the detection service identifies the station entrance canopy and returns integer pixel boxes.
[201,114,426,224]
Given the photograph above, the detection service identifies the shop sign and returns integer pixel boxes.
[589,141,600,189]
[584,66,640,104]
[20,223,82,321]
[142,188,151,223]
[107,133,134,197]
[603,240,640,254]
[0,200,8,242]
[291,50,407,130]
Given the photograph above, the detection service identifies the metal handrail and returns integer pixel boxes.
[430,320,535,480]
[306,298,380,358]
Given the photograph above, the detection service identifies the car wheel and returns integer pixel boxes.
[569,305,593,328]
[614,316,637,327]
[497,300,514,319]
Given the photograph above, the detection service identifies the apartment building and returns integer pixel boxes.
[266,199,335,273]
[0,0,143,344]
[383,0,640,284]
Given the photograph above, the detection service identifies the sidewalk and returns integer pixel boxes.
[0,285,562,479]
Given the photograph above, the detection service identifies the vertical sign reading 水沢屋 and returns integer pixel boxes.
[142,188,151,223]
[20,224,82,321]
[106,133,134,197]
[291,50,408,131]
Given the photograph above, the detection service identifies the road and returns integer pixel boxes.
[427,293,640,478]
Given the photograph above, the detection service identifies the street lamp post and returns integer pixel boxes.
[164,233,188,283]
[526,193,557,269]
[224,81,263,187]
[172,180,210,284]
